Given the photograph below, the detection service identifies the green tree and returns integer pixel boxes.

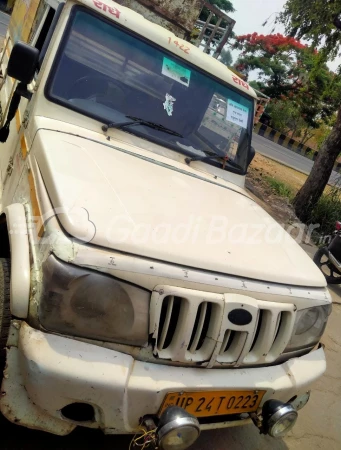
[207,0,234,12]
[234,32,341,144]
[278,0,341,222]
[219,48,233,66]
[266,100,304,136]
[234,33,308,99]
[199,1,235,29]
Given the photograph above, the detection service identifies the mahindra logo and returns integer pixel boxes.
[228,308,253,326]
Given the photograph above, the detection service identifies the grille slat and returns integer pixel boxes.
[258,310,281,356]
[249,310,263,352]
[221,330,232,353]
[171,298,198,361]
[218,330,248,363]
[273,312,282,345]
[243,309,279,364]
[266,311,296,362]
[157,295,174,350]
[189,302,208,353]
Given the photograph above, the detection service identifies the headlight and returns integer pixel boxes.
[285,304,331,352]
[39,255,150,345]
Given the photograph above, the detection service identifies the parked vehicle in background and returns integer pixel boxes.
[314,221,341,284]
[0,0,331,448]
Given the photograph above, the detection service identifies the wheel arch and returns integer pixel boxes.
[0,204,30,318]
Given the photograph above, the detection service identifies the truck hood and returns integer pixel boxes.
[34,130,326,287]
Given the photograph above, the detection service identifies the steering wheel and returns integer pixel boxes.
[68,74,126,103]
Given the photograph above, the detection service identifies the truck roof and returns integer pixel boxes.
[76,0,258,100]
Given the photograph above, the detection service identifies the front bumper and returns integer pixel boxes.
[1,321,326,436]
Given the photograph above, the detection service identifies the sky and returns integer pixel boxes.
[228,0,341,75]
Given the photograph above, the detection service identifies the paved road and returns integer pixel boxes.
[252,133,341,185]
[0,10,9,40]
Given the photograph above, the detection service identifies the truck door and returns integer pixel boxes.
[0,0,57,206]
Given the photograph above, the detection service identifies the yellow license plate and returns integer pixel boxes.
[159,390,265,418]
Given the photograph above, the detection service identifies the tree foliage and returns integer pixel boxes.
[266,100,304,135]
[278,0,341,63]
[199,0,235,28]
[234,33,308,98]
[219,48,233,66]
[207,0,235,13]
[234,32,341,133]
[276,0,341,222]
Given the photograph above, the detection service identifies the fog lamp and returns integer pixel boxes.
[262,400,298,438]
[157,406,200,450]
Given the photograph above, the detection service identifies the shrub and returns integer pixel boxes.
[265,176,294,200]
[308,188,341,237]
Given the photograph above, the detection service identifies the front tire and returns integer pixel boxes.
[0,258,11,366]
[313,247,341,284]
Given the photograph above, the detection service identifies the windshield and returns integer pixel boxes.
[47,7,254,174]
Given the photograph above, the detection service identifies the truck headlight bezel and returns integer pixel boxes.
[39,254,150,346]
[262,400,298,438]
[284,304,331,352]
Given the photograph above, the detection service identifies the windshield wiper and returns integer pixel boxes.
[102,115,183,137]
[185,154,242,170]
[186,129,250,171]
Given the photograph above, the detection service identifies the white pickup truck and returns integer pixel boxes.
[0,0,331,448]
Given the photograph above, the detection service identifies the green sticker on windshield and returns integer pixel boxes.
[162,57,191,87]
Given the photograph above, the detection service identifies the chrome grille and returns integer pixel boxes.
[150,286,296,367]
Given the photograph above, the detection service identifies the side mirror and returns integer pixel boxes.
[247,146,255,167]
[7,42,40,85]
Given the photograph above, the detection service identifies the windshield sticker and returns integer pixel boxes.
[163,93,176,116]
[162,57,191,87]
[226,99,249,129]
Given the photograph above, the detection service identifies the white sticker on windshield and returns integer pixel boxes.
[163,93,176,116]
[226,99,249,129]
[162,57,191,87]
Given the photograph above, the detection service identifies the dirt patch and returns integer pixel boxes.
[248,153,307,193]
[246,155,297,226]
[245,154,313,243]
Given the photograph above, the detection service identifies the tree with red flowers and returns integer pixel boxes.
[234,32,341,132]
[235,33,309,98]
